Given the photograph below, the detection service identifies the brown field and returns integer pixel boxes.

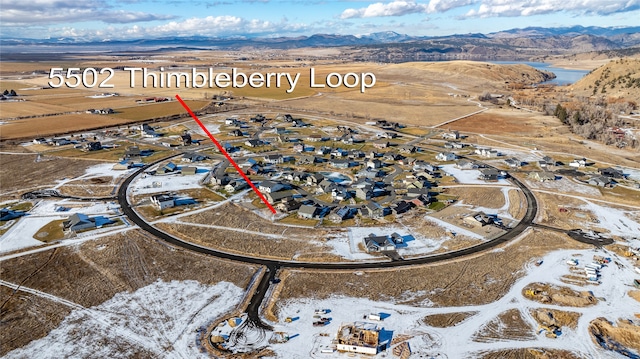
[155,222,342,261]
[472,309,535,342]
[508,189,527,220]
[423,312,477,327]
[445,187,507,208]
[111,100,209,121]
[0,230,258,355]
[268,229,591,313]
[478,348,583,359]
[0,154,103,198]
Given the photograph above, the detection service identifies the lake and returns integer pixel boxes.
[492,61,589,85]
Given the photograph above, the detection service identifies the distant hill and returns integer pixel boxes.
[570,58,640,102]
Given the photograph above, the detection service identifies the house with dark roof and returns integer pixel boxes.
[266,190,295,204]
[327,206,354,223]
[181,152,207,163]
[259,180,286,193]
[245,139,265,147]
[359,202,384,219]
[598,167,624,179]
[298,204,319,219]
[150,194,175,209]
[364,234,396,252]
[276,198,302,213]
[392,200,414,215]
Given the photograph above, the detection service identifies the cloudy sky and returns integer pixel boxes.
[1,0,638,40]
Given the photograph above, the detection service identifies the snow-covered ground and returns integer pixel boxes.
[129,170,208,195]
[0,215,56,253]
[267,248,640,358]
[4,280,244,359]
[581,200,640,237]
[525,177,601,197]
[440,164,509,185]
[29,199,119,217]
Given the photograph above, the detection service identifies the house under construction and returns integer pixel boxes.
[336,322,381,355]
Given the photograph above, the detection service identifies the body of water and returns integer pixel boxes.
[492,61,589,85]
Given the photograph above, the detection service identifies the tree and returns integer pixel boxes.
[554,104,568,124]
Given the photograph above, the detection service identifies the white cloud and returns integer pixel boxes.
[464,0,640,18]
[341,1,431,19]
[48,15,309,40]
[0,0,175,26]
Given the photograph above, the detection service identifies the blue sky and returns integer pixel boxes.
[0,0,638,40]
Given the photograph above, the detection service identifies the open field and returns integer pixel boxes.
[0,154,103,198]
[445,187,507,208]
[270,229,590,309]
[0,230,258,355]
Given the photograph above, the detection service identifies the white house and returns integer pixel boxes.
[435,152,456,161]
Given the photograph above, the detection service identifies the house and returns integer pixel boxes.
[160,161,178,173]
[390,232,405,244]
[366,159,383,169]
[442,131,460,140]
[539,156,555,168]
[292,143,305,152]
[331,148,348,158]
[181,166,197,175]
[141,124,160,137]
[0,209,26,221]
[359,202,384,219]
[444,141,464,149]
[225,180,248,192]
[181,152,207,163]
[297,155,316,165]
[263,154,284,164]
[398,157,416,166]
[364,234,395,252]
[328,206,353,223]
[266,190,295,204]
[373,139,390,149]
[399,145,416,153]
[181,133,192,146]
[298,204,319,219]
[463,211,494,227]
[245,139,264,147]
[599,167,624,179]
[413,161,436,172]
[150,194,175,209]
[392,201,414,215]
[529,171,556,182]
[330,159,351,169]
[383,152,403,162]
[504,158,521,168]
[52,138,71,146]
[32,138,47,145]
[406,187,430,198]
[588,175,615,188]
[569,158,588,168]
[210,161,230,185]
[259,180,286,193]
[84,141,102,151]
[336,322,383,355]
[124,146,141,160]
[276,198,301,213]
[307,173,325,186]
[435,152,456,162]
[63,213,113,232]
[307,134,323,142]
[455,159,478,170]
[475,147,499,158]
[331,187,352,201]
[229,129,244,137]
[479,168,500,181]
[316,146,331,155]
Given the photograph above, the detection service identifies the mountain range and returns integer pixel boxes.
[2,26,640,62]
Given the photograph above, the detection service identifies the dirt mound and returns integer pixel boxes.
[423,312,477,328]
[589,317,640,356]
[523,283,598,307]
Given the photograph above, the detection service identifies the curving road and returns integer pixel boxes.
[118,163,538,270]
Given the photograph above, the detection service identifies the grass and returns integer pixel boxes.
[428,201,446,211]
[32,219,66,242]
[278,214,318,227]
